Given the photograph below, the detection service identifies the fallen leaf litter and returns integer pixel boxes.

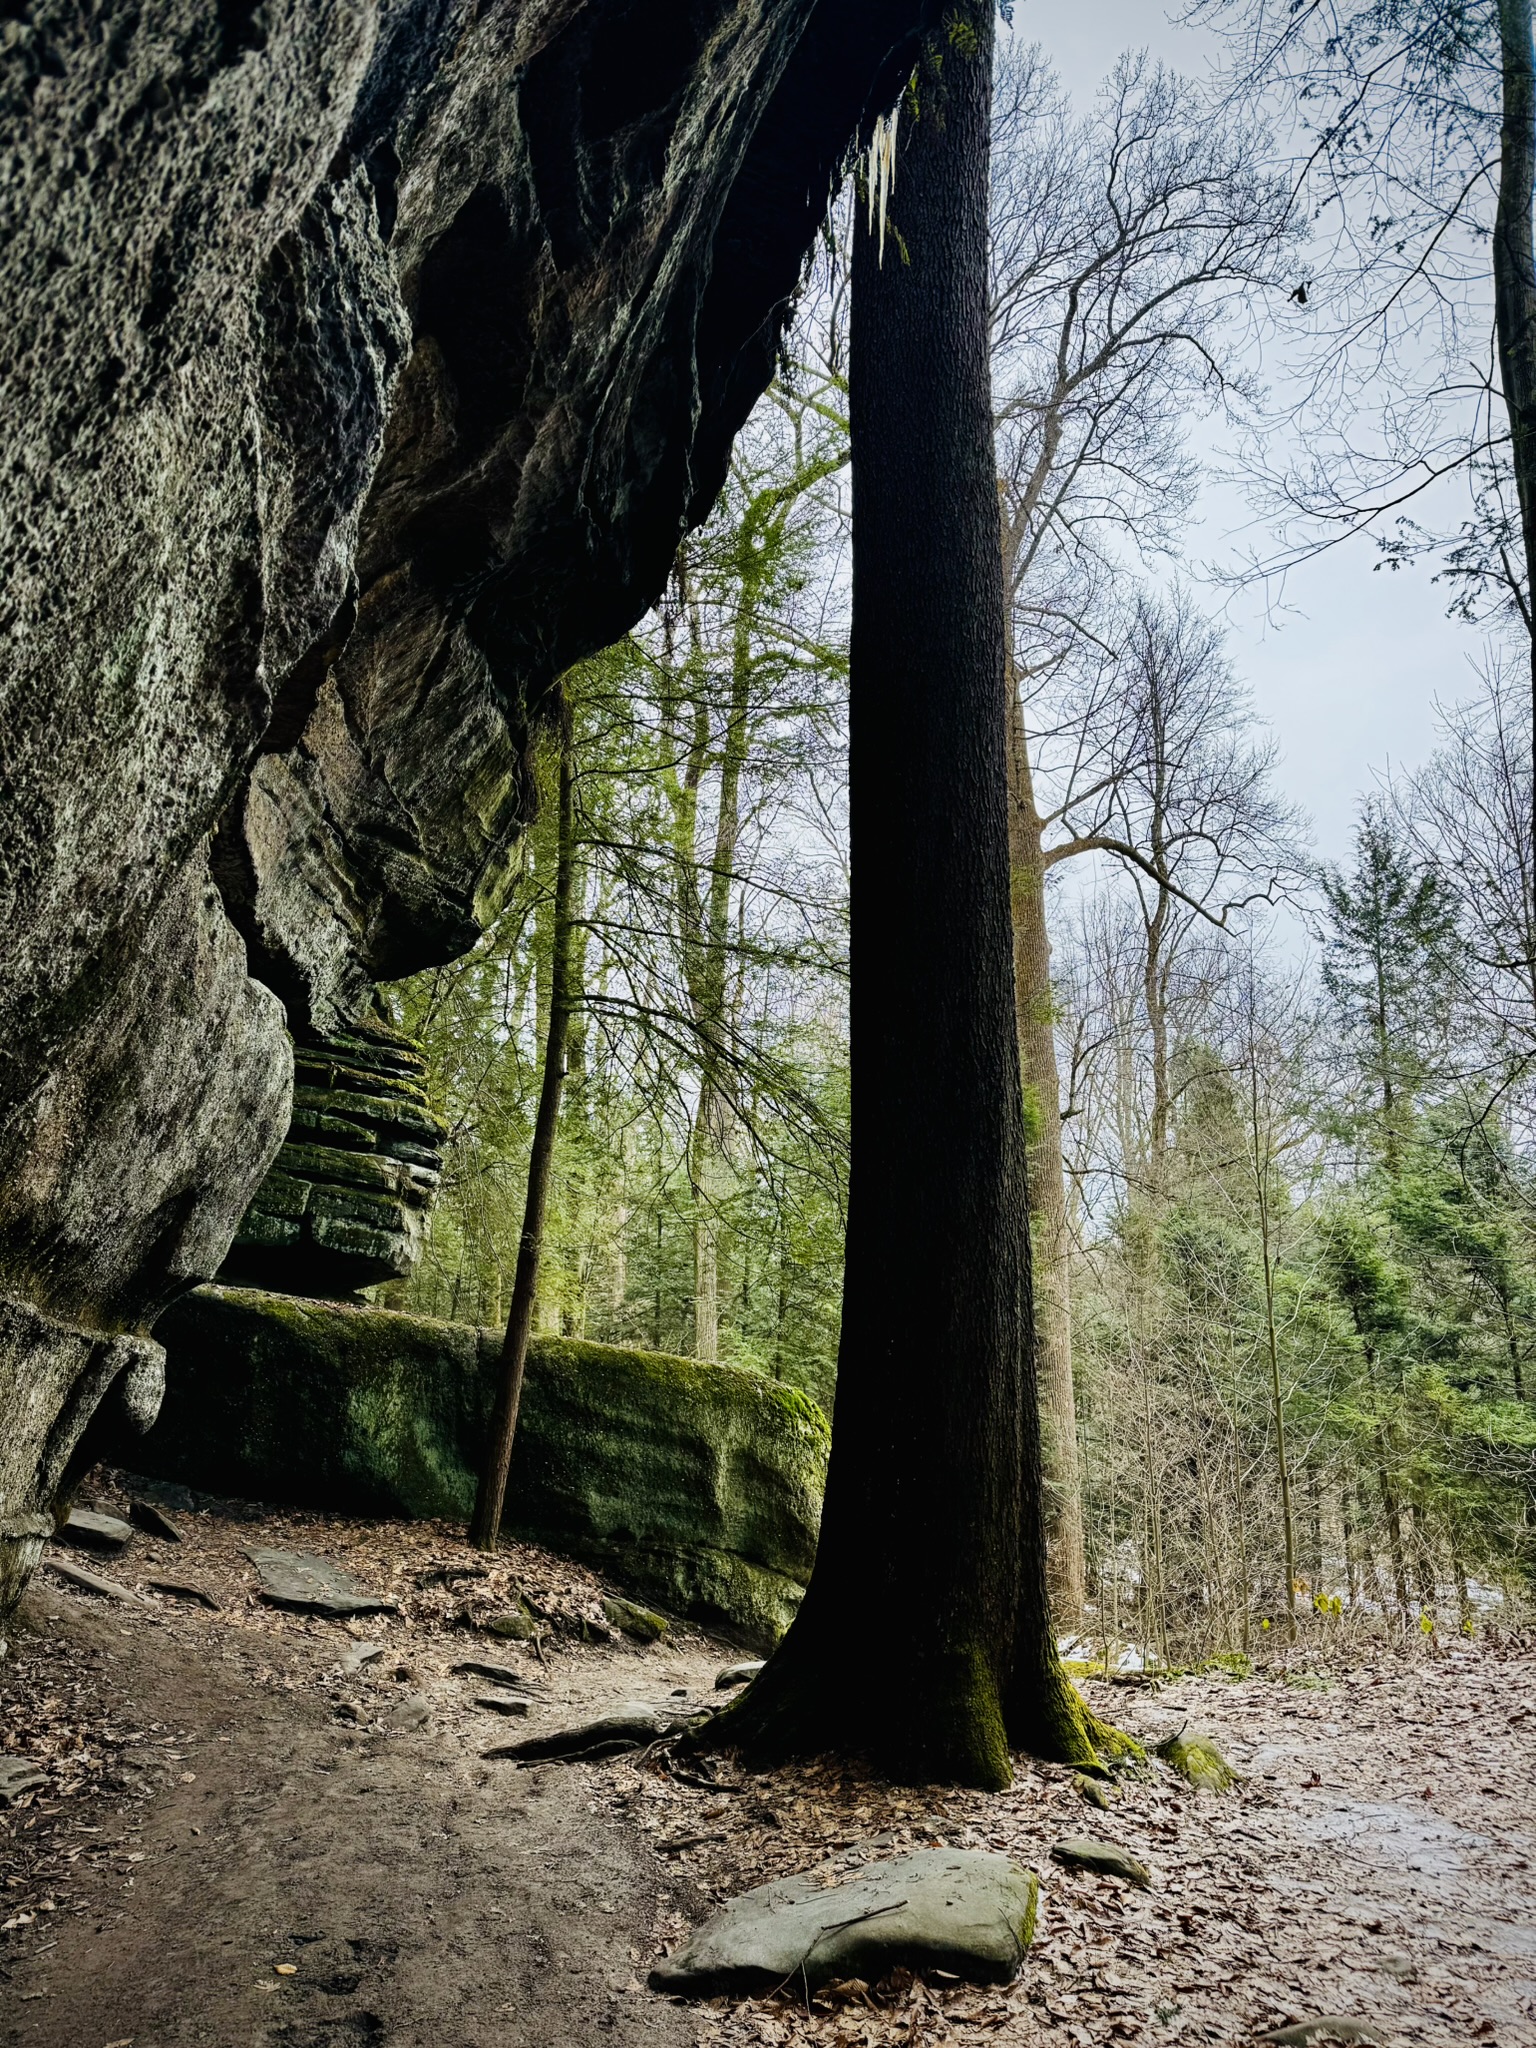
[1,1473,1532,2047]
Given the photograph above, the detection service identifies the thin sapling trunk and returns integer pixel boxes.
[470,699,579,1551]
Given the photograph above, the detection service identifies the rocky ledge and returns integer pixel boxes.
[222,1021,447,1297]
[0,0,936,1615]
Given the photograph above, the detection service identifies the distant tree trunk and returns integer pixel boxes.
[1143,889,1172,1176]
[1495,0,1536,869]
[470,700,578,1551]
[717,4,1114,1786]
[1005,683,1086,1617]
[686,557,752,1363]
[1341,1487,1359,1610]
[1252,1064,1298,1641]
[1378,1455,1410,1622]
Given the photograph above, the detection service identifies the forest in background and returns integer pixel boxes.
[384,19,1536,1666]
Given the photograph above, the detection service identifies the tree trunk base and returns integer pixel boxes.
[697,1614,1139,1789]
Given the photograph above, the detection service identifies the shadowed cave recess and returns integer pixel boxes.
[0,0,940,1614]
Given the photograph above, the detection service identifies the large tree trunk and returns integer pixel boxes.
[1005,684,1086,1617]
[1496,0,1536,869]
[470,700,579,1551]
[717,6,1112,1787]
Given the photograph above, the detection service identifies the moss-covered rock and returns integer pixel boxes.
[143,1286,827,1648]
[1156,1726,1240,1793]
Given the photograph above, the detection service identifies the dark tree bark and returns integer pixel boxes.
[1496,0,1536,872]
[716,6,1117,1787]
[470,697,579,1551]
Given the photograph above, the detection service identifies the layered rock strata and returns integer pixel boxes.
[221,1022,447,1297]
[0,0,935,1616]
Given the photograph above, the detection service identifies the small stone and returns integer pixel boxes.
[59,1508,134,1553]
[1377,1951,1417,1983]
[714,1661,765,1690]
[1075,1772,1112,1811]
[649,1849,1039,1997]
[475,1695,531,1717]
[0,1760,47,1807]
[484,1606,537,1641]
[340,1642,385,1675]
[1156,1726,1239,1793]
[602,1597,668,1643]
[129,1500,183,1542]
[146,1576,221,1610]
[450,1659,543,1692]
[245,1548,399,1618]
[1051,1837,1152,1888]
[385,1694,430,1731]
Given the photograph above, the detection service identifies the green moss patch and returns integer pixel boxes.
[144,1287,827,1649]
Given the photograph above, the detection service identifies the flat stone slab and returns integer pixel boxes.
[715,1660,765,1690]
[45,1555,152,1606]
[0,1760,48,1807]
[650,1848,1038,1997]
[450,1659,543,1692]
[129,1499,184,1542]
[59,1508,134,1553]
[244,1547,399,1617]
[145,1576,221,1610]
[1051,1836,1152,1887]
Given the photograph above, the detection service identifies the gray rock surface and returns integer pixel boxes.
[0,0,935,1618]
[129,1500,184,1542]
[1051,1837,1152,1888]
[0,1761,48,1808]
[60,1509,134,1553]
[44,1556,152,1607]
[145,1576,222,1610]
[222,1021,448,1295]
[245,1546,399,1617]
[715,1661,766,1689]
[649,1849,1040,1997]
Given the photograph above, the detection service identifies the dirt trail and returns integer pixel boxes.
[4,1490,1535,2048]
[0,1490,727,2048]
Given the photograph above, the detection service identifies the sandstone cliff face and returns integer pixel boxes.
[0,0,931,1612]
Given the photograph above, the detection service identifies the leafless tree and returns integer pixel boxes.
[987,37,1298,1612]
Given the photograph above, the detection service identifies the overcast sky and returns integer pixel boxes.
[1014,0,1491,866]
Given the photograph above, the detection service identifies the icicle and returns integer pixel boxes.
[865,100,899,267]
